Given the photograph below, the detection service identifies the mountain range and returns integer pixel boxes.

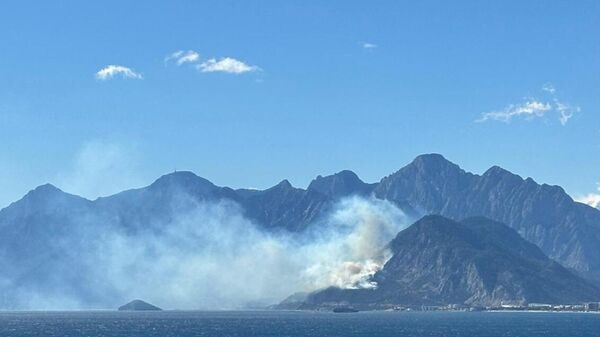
[1,153,600,308]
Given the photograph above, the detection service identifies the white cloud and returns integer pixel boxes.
[362,42,377,49]
[555,100,580,126]
[575,184,600,209]
[197,57,260,74]
[542,83,556,94]
[165,50,200,66]
[164,51,260,75]
[478,84,580,125]
[95,65,142,80]
[544,83,580,125]
[477,100,552,123]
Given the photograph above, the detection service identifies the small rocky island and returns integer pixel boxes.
[118,299,162,311]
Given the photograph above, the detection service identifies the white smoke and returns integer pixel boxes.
[55,140,146,200]
[575,183,600,209]
[3,195,409,310]
[298,197,407,290]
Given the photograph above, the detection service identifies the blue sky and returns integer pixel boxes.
[1,1,599,207]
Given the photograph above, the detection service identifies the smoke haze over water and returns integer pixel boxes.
[2,196,409,310]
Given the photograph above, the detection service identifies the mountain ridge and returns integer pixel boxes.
[2,153,600,310]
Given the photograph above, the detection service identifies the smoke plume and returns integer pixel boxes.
[3,195,409,310]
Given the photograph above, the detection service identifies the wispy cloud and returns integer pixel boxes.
[542,83,556,94]
[95,65,142,80]
[477,84,580,125]
[164,51,261,75]
[556,101,580,125]
[478,100,551,123]
[575,184,600,209]
[197,57,260,74]
[362,42,377,49]
[165,50,200,66]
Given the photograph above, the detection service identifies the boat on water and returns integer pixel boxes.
[333,307,359,313]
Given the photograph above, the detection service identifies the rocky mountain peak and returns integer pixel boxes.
[272,179,293,190]
[149,171,217,193]
[13,183,89,209]
[25,183,64,198]
[307,170,371,198]
[409,153,459,172]
[482,165,519,180]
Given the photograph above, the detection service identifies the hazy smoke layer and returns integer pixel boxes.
[4,196,409,310]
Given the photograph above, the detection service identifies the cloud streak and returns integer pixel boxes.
[555,100,580,126]
[197,57,260,74]
[478,100,551,123]
[95,65,143,80]
[165,50,200,66]
[477,84,580,125]
[542,83,556,94]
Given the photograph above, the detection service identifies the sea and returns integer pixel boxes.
[0,310,599,337]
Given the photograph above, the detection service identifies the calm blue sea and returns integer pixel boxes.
[0,311,599,337]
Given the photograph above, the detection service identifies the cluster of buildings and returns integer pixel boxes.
[504,302,600,312]
[407,302,600,312]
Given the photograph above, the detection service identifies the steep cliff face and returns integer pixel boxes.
[374,154,600,281]
[299,216,600,309]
